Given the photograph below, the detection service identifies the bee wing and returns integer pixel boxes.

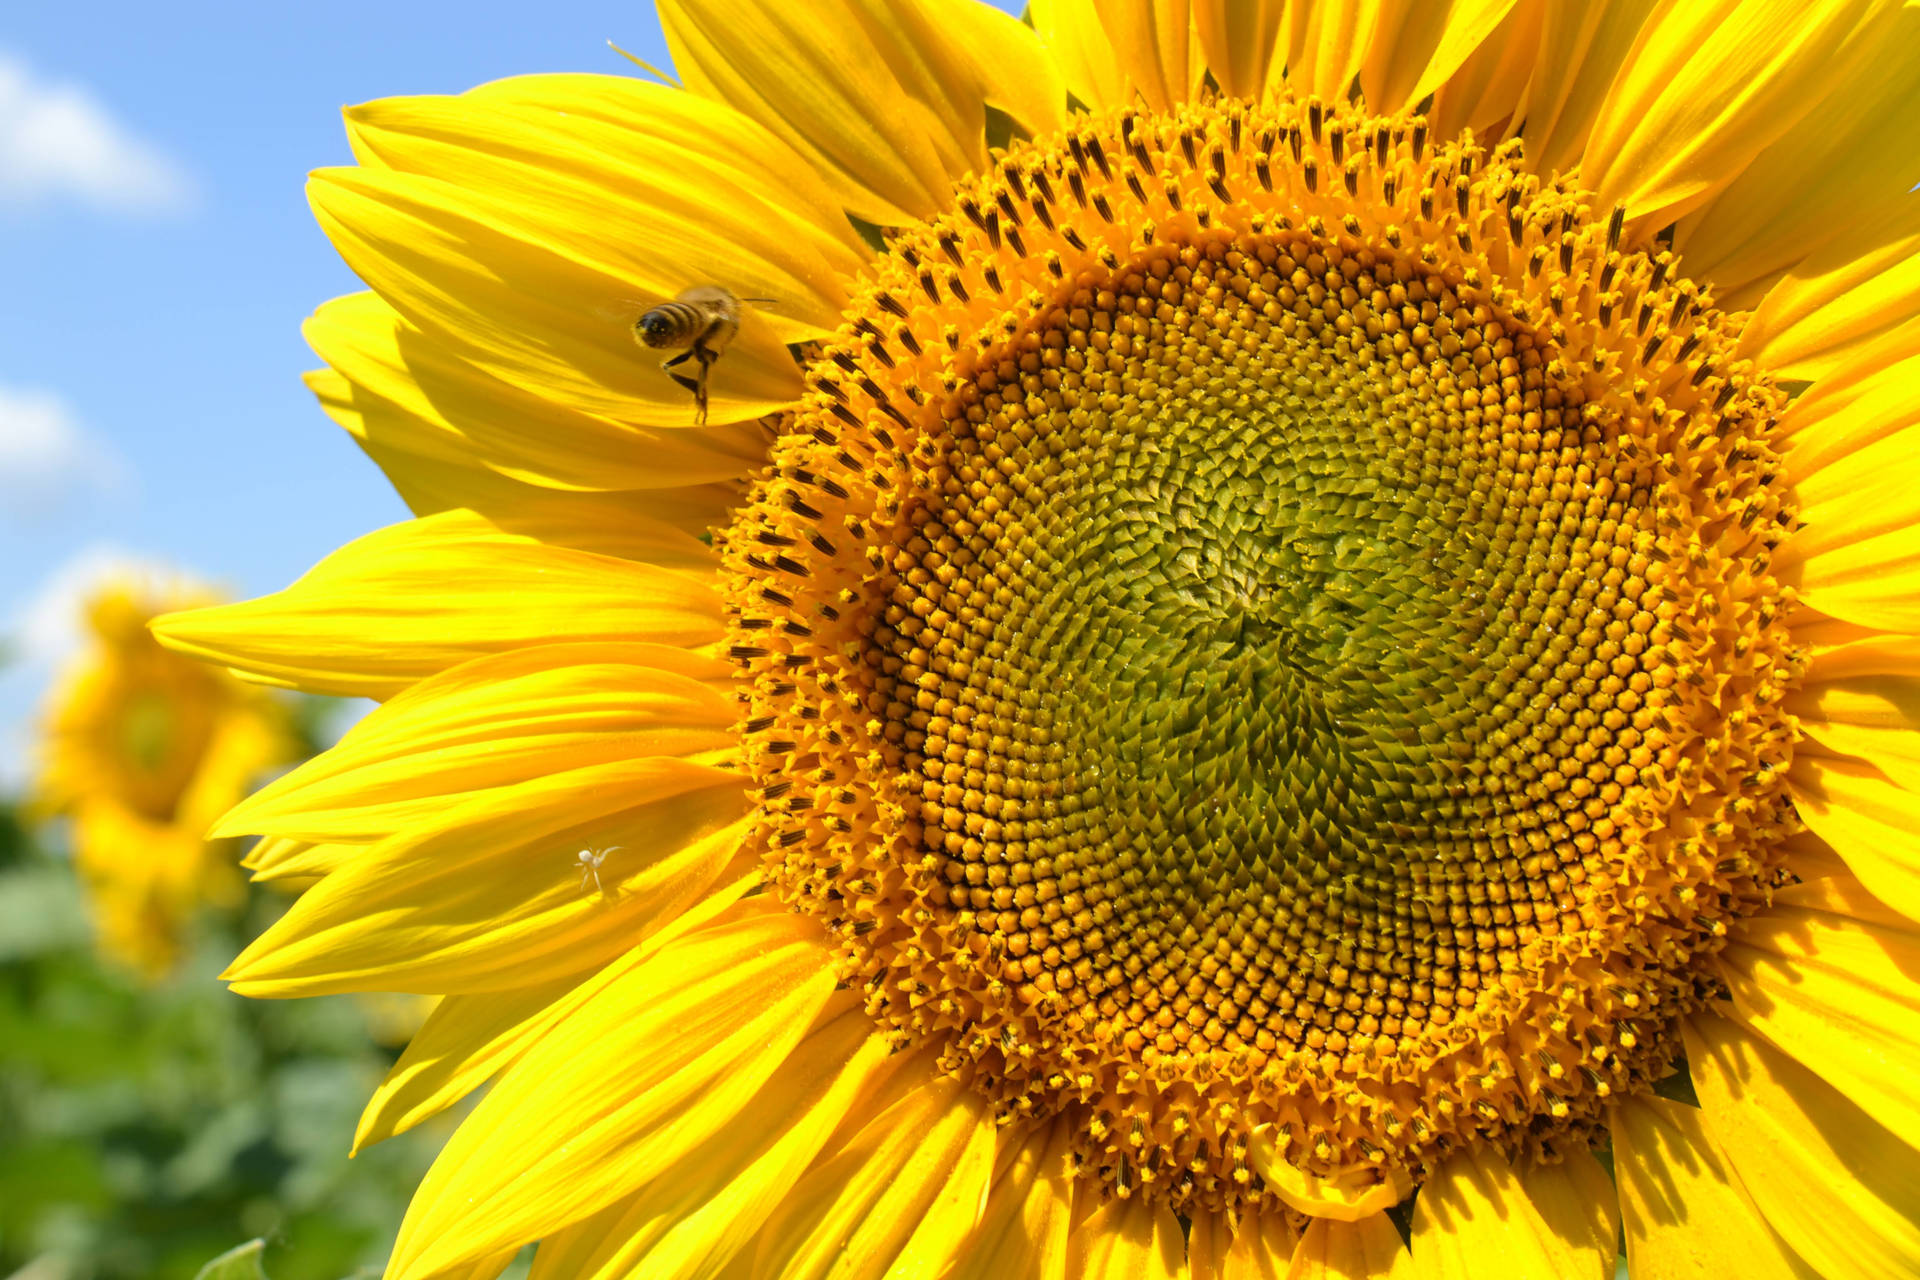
[593,295,658,326]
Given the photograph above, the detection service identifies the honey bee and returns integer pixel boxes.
[634,285,763,425]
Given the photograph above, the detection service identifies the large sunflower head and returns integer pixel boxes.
[158,1,1920,1275]
[34,581,294,976]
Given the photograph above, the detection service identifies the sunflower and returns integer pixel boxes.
[33,582,293,977]
[155,0,1920,1274]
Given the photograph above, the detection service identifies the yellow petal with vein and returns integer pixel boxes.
[1424,2,1543,143]
[660,0,1062,227]
[1775,322,1920,478]
[1514,1146,1619,1280]
[223,757,749,995]
[1782,417,1920,568]
[1786,756,1920,920]
[307,291,766,495]
[1067,1195,1185,1280]
[1193,0,1286,101]
[1088,0,1195,112]
[343,78,861,335]
[1511,0,1660,178]
[1776,399,1920,629]
[1188,1210,1234,1280]
[523,1009,894,1280]
[315,364,742,540]
[1281,0,1375,105]
[1357,0,1522,115]
[310,165,803,428]
[1718,876,1920,1151]
[356,865,760,1158]
[1685,1014,1920,1280]
[1582,0,1884,233]
[387,904,836,1280]
[1249,1127,1412,1220]
[949,1118,1074,1280]
[152,511,721,700]
[1228,1215,1297,1278]
[750,1075,997,1280]
[1612,1094,1818,1280]
[215,643,732,844]
[242,836,359,883]
[1671,5,1920,307]
[354,970,585,1152]
[1286,1214,1413,1280]
[1739,203,1920,381]
[1409,1146,1586,1280]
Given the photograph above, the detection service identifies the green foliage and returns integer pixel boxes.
[0,800,444,1280]
[193,1239,268,1280]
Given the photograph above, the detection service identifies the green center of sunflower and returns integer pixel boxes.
[722,97,1804,1215]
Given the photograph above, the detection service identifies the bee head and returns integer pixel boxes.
[635,311,676,348]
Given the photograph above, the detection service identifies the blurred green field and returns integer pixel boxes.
[0,804,447,1280]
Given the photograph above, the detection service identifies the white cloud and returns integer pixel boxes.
[0,383,131,527]
[0,545,204,791]
[0,51,196,215]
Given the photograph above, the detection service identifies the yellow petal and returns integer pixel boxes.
[1357,0,1524,115]
[386,903,837,1280]
[1424,2,1545,143]
[1670,4,1920,307]
[1286,1214,1414,1280]
[749,1075,997,1280]
[310,165,802,429]
[152,511,721,700]
[1612,1094,1818,1280]
[1685,1014,1920,1280]
[1774,318,1920,479]
[1511,0,1662,179]
[1193,0,1287,101]
[1188,1210,1235,1280]
[1738,203,1920,381]
[223,757,750,996]
[242,836,360,883]
[1248,1128,1413,1221]
[948,1118,1074,1280]
[1786,756,1920,921]
[344,77,862,330]
[307,291,767,494]
[1221,1212,1297,1280]
[1029,0,1127,109]
[1514,1146,1619,1280]
[214,643,732,844]
[1581,0,1886,233]
[354,970,585,1152]
[1775,394,1920,630]
[1718,875,1920,1152]
[356,863,757,1158]
[1281,0,1376,105]
[522,1009,894,1280]
[659,0,1063,226]
[1781,415,1920,568]
[1087,0,1196,112]
[1066,1195,1185,1280]
[1409,1146,1589,1280]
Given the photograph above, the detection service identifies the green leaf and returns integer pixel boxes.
[193,1238,269,1280]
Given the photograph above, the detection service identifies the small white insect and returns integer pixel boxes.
[575,845,622,897]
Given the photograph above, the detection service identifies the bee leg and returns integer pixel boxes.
[660,351,707,424]
[688,342,721,427]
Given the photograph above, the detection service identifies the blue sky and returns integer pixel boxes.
[0,0,1013,782]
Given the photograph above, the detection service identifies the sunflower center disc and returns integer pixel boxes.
[723,99,1803,1214]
